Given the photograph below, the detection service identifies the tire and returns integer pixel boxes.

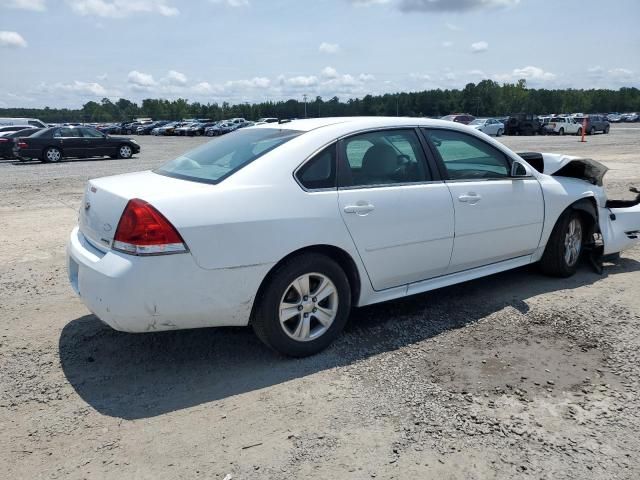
[558,128,565,136]
[496,128,503,137]
[604,125,610,134]
[252,253,352,357]
[117,144,133,159]
[540,210,584,277]
[577,128,582,136]
[589,127,596,135]
[43,146,62,163]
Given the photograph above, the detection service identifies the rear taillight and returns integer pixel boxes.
[0,138,8,143]
[113,198,188,255]
[17,141,27,148]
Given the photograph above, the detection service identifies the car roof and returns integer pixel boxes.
[252,116,467,133]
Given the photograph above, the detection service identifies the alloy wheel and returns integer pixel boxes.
[279,273,338,342]
[563,218,582,267]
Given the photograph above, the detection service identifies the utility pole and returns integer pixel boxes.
[396,95,399,116]
[303,94,308,118]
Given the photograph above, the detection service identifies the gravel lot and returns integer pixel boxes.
[1,124,639,479]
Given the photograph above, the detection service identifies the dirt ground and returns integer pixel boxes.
[1,124,639,479]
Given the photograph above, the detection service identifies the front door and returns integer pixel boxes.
[80,127,110,157]
[423,128,544,273]
[337,128,455,291]
[55,127,85,157]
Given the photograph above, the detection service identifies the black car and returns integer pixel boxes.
[138,120,170,135]
[0,128,40,159]
[504,113,541,135]
[16,126,140,163]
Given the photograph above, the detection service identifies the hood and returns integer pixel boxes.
[541,153,609,186]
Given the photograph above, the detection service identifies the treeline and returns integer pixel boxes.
[2,80,640,123]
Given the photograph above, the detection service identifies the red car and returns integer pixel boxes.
[440,113,475,125]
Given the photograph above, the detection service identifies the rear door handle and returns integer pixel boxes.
[344,203,375,215]
[458,193,482,204]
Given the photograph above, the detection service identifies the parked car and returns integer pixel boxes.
[0,125,33,136]
[174,122,199,136]
[0,127,40,159]
[468,118,504,136]
[622,112,639,122]
[544,117,583,136]
[572,115,610,135]
[257,117,279,123]
[504,113,541,135]
[137,121,170,135]
[0,117,47,128]
[16,126,140,162]
[185,122,217,136]
[157,122,187,136]
[440,113,475,124]
[205,121,237,136]
[607,113,623,123]
[66,117,640,357]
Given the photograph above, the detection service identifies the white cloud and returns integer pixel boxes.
[359,73,375,82]
[399,0,520,12]
[127,70,157,89]
[410,73,432,81]
[65,0,179,18]
[280,75,319,88]
[225,77,271,89]
[445,22,460,30]
[210,0,249,6]
[319,42,340,54]
[471,41,488,53]
[350,0,391,5]
[0,31,27,48]
[321,66,339,79]
[442,40,453,48]
[0,0,45,10]
[164,70,187,85]
[42,80,109,96]
[494,65,556,83]
[468,69,486,77]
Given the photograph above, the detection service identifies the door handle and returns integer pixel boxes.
[344,203,375,215]
[458,193,482,204]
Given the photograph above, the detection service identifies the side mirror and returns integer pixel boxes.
[511,160,530,178]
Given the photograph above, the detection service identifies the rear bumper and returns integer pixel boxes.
[67,226,273,333]
[600,205,640,255]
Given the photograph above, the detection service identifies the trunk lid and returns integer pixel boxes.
[78,170,211,251]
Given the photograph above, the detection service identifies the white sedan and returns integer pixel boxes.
[468,118,504,136]
[67,117,640,356]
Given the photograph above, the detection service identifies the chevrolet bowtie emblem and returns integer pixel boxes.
[84,202,91,211]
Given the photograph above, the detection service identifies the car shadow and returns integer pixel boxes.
[59,256,640,420]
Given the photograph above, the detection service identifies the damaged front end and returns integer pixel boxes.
[519,152,640,265]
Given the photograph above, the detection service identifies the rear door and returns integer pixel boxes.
[337,128,455,291]
[423,128,544,273]
[55,127,85,157]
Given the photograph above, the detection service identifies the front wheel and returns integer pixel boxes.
[589,127,596,135]
[117,144,133,159]
[576,128,582,136]
[496,128,503,137]
[558,128,565,136]
[540,211,584,277]
[252,254,351,357]
[604,125,610,134]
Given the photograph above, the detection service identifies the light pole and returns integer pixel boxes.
[303,94,308,118]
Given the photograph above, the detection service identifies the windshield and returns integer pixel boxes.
[156,128,302,184]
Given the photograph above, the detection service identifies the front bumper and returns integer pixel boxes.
[67,227,272,333]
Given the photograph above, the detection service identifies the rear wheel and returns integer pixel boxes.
[252,253,351,357]
[604,125,610,134]
[43,147,62,163]
[558,128,565,136]
[590,127,596,135]
[118,144,133,159]
[540,210,584,277]
[496,128,503,137]
[577,127,583,136]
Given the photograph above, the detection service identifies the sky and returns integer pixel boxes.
[0,0,638,108]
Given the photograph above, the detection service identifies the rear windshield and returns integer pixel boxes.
[156,128,302,184]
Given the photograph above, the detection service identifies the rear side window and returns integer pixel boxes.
[296,144,336,190]
[340,129,429,187]
[55,127,81,137]
[156,128,302,184]
[424,129,510,180]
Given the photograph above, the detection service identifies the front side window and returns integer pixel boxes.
[156,128,302,184]
[424,129,510,180]
[340,129,429,187]
[296,144,336,190]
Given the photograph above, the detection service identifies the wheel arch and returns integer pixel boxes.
[250,244,362,322]
[570,196,598,235]
[43,145,64,160]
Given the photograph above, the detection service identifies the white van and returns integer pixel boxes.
[0,118,48,128]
